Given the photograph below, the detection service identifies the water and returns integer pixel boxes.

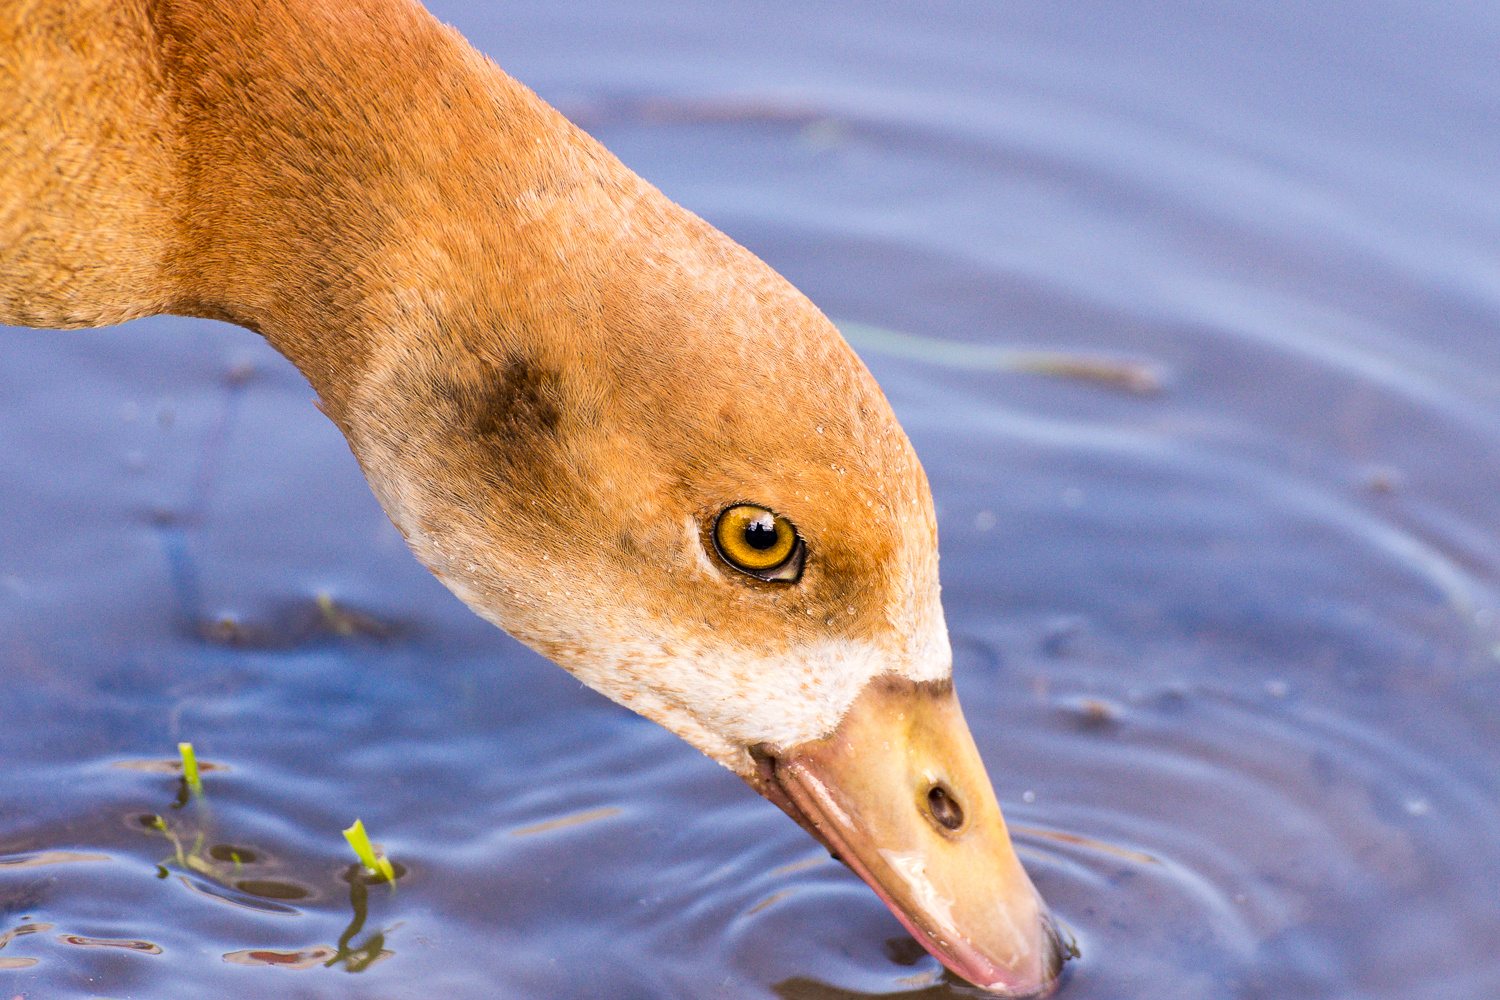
[3,1,1499,997]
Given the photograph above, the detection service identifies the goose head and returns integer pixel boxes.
[333,172,1069,994]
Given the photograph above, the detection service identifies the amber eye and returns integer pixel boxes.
[713,504,804,582]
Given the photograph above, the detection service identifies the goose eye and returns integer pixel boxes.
[713,504,804,582]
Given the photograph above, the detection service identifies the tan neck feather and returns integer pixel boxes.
[2,0,638,426]
[2,0,181,328]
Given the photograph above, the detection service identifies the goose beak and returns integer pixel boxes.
[750,678,1073,997]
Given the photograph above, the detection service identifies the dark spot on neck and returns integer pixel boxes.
[470,357,562,440]
[426,354,566,473]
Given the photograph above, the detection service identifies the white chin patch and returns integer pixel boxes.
[563,622,952,759]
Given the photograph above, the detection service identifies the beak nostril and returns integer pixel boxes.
[926,784,964,831]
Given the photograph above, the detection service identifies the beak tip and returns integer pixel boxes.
[1024,909,1080,998]
[954,904,1077,997]
[755,677,1082,999]
[1030,914,1079,997]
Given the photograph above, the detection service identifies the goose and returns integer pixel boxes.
[1,0,1072,993]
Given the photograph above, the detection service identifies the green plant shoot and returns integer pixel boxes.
[178,742,203,795]
[343,819,396,883]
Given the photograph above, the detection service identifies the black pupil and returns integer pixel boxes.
[744,517,779,550]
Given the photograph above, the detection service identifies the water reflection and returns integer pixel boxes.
[57,934,163,954]
[217,869,405,971]
[193,593,408,650]
[219,873,401,972]
[134,764,317,909]
[774,969,1028,999]
[0,922,52,970]
[323,876,398,971]
[223,944,338,969]
[0,852,109,869]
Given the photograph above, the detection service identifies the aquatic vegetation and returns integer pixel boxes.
[342,819,397,884]
[129,752,398,973]
[177,742,203,796]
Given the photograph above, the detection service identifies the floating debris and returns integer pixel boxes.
[1011,824,1161,865]
[1057,695,1125,731]
[1012,351,1167,395]
[510,806,622,837]
[768,854,830,878]
[837,320,1170,396]
[746,888,796,916]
